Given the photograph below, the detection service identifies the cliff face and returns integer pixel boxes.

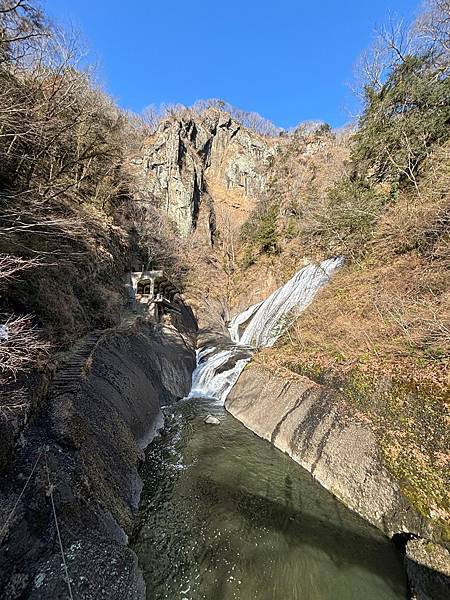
[132,109,277,238]
[0,310,196,600]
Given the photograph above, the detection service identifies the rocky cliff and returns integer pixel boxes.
[0,309,196,600]
[131,108,277,239]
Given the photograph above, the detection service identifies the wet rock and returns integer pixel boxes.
[226,363,426,538]
[0,309,197,599]
[227,363,450,599]
[405,538,450,600]
[204,415,220,425]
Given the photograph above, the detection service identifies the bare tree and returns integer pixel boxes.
[355,17,414,95]
[191,98,282,136]
[0,314,49,378]
[128,201,187,287]
[141,104,163,134]
[0,253,44,281]
[355,0,450,98]
[0,0,48,64]
[0,1,142,422]
[415,0,450,71]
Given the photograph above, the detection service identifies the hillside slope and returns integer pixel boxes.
[226,6,450,541]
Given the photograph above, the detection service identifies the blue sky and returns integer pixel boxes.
[43,0,421,129]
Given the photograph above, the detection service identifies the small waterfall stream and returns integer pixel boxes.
[189,256,344,402]
[133,255,409,600]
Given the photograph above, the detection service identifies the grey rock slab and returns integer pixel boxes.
[204,415,220,425]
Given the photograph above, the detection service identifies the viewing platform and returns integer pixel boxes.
[125,269,180,320]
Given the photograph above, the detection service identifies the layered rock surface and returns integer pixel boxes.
[131,108,277,237]
[0,309,196,600]
[226,362,450,599]
[226,363,426,537]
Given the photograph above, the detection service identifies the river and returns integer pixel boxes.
[132,397,408,600]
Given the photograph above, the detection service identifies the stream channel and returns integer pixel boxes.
[132,398,408,600]
[132,259,409,599]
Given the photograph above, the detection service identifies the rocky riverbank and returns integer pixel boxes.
[0,308,196,599]
[226,362,450,599]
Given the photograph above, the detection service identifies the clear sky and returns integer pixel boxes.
[43,0,421,129]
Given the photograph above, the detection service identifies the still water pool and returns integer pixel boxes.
[132,398,408,600]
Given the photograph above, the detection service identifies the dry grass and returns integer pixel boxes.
[237,137,450,531]
[254,139,450,384]
[276,255,448,382]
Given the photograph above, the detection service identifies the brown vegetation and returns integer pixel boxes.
[233,0,450,531]
[0,1,186,424]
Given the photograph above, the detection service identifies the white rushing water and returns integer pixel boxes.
[189,256,343,403]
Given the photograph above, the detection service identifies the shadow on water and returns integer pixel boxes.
[193,474,406,592]
[132,397,409,600]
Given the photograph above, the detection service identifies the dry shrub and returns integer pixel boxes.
[255,139,450,381]
[240,128,353,262]
[127,201,188,288]
[0,1,187,426]
[270,128,352,225]
[0,313,50,422]
[283,254,448,377]
[0,313,49,378]
[373,141,450,261]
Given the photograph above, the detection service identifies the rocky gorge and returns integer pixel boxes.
[1,0,449,590]
[0,94,448,600]
[1,102,449,599]
[0,304,196,599]
[188,253,450,599]
[128,105,449,597]
[226,364,450,599]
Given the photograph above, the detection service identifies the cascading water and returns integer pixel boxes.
[189,256,344,403]
[134,254,409,600]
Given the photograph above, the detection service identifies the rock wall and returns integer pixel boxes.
[0,310,196,600]
[132,108,277,237]
[226,363,426,537]
[226,363,450,598]
[405,539,450,600]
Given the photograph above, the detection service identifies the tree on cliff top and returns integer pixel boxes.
[142,97,283,137]
[353,0,450,187]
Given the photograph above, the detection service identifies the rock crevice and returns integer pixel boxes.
[133,108,277,236]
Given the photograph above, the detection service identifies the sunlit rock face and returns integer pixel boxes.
[133,108,277,237]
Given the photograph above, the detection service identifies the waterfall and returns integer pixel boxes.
[189,257,343,403]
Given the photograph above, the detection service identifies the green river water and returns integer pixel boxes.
[132,397,408,600]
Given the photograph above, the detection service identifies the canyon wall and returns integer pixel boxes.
[226,363,450,599]
[226,364,426,537]
[0,310,196,600]
[131,108,277,238]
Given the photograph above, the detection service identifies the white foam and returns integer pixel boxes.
[189,257,343,403]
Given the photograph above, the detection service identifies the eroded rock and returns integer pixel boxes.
[0,309,197,600]
[226,363,450,598]
[204,415,220,425]
[406,538,450,600]
[226,363,426,537]
[132,108,277,237]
